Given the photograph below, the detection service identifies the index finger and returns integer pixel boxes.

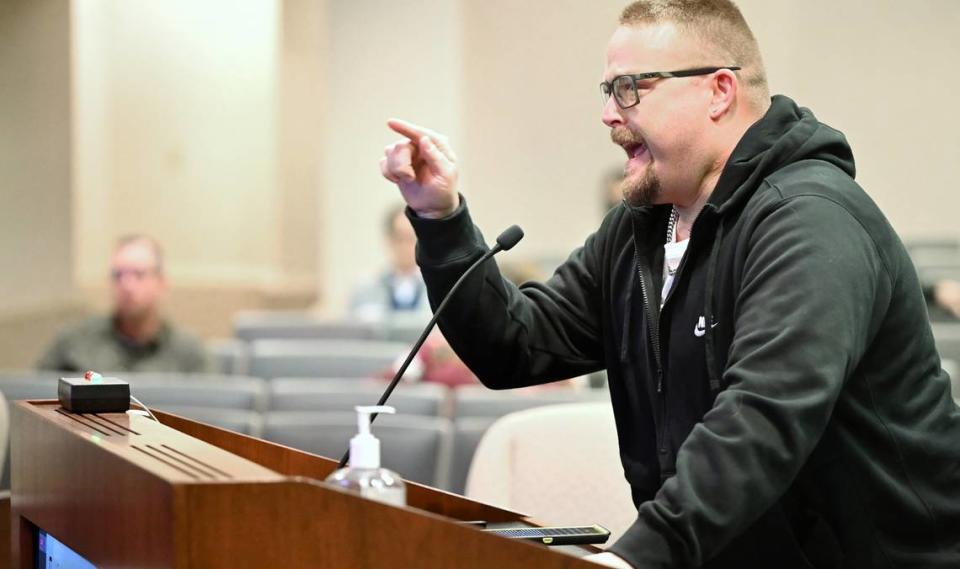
[387,118,439,142]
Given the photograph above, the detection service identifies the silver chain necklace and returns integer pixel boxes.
[665,206,681,277]
[665,206,679,244]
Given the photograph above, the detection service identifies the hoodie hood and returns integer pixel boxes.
[701,95,856,392]
[709,95,856,216]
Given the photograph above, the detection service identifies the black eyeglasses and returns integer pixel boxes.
[600,66,741,109]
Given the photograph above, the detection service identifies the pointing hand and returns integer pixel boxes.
[381,119,460,219]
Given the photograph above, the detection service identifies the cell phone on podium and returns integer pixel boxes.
[483,525,610,545]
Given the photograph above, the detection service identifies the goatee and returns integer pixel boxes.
[611,126,662,207]
[620,167,662,207]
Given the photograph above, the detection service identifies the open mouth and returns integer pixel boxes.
[611,128,650,171]
[621,141,650,172]
[623,142,648,160]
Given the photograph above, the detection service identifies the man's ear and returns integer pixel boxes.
[709,69,738,119]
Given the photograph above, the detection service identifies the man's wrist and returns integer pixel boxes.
[411,196,461,220]
[584,551,634,568]
[405,195,480,267]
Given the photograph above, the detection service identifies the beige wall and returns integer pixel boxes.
[278,0,324,288]
[739,0,960,238]
[460,0,627,261]
[318,0,464,316]
[0,0,75,317]
[72,0,283,288]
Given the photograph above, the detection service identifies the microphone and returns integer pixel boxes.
[496,225,524,251]
[337,224,524,468]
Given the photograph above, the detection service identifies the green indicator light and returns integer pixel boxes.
[91,435,102,444]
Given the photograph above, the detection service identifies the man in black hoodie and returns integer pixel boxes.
[381,1,960,567]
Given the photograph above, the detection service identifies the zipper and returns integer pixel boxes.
[634,249,663,390]
[633,207,711,456]
[634,242,692,391]
[634,248,669,456]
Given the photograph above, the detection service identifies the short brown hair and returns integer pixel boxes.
[620,0,769,109]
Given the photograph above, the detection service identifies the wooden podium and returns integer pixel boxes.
[10,400,599,568]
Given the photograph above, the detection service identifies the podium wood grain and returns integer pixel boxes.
[11,401,599,568]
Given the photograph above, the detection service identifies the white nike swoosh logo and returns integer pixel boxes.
[694,317,719,338]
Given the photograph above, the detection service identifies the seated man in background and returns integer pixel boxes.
[349,203,433,326]
[356,204,479,386]
[37,235,210,373]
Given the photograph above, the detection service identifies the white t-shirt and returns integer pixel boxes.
[661,238,690,307]
[392,273,422,307]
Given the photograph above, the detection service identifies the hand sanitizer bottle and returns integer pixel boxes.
[324,405,407,507]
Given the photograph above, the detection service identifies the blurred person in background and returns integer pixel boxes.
[349,203,433,327]
[360,205,478,386]
[37,235,210,373]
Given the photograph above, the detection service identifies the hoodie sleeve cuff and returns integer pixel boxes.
[406,195,488,267]
[606,519,676,569]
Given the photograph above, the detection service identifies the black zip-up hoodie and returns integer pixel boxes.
[410,96,960,568]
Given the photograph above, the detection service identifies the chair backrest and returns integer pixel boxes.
[248,339,408,379]
[911,251,960,270]
[129,378,265,411]
[234,312,378,342]
[381,322,426,343]
[121,372,260,383]
[465,402,635,542]
[905,238,959,255]
[0,375,60,401]
[932,323,960,362]
[157,406,262,437]
[446,416,499,494]
[207,339,249,375]
[451,384,600,418]
[942,358,960,400]
[906,239,960,273]
[262,411,452,487]
[918,266,960,296]
[267,378,447,416]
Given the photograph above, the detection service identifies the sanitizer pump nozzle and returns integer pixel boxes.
[349,405,394,469]
[324,405,407,507]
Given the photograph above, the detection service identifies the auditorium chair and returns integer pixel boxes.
[262,411,452,487]
[465,402,635,542]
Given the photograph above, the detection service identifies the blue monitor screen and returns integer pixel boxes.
[36,530,96,569]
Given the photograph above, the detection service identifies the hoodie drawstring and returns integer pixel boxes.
[704,219,725,393]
